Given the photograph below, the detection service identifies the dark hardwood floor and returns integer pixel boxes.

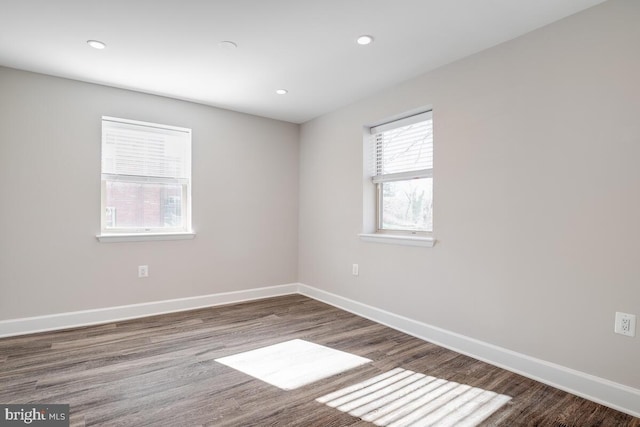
[0,295,638,426]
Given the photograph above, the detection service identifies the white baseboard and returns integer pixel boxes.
[1,282,638,418]
[298,283,640,419]
[0,283,298,339]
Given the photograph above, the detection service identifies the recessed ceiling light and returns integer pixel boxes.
[218,40,238,49]
[356,35,374,45]
[275,89,288,95]
[87,40,106,50]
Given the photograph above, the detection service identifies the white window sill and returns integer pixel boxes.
[97,232,196,243]
[358,233,435,247]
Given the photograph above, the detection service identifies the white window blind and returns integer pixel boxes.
[371,111,433,183]
[102,117,191,183]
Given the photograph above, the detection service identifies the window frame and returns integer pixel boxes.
[371,111,434,237]
[98,116,193,241]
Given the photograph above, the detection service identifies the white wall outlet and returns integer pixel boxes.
[138,265,149,278]
[614,312,636,337]
[352,264,359,276]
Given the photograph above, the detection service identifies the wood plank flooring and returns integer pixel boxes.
[0,295,638,426]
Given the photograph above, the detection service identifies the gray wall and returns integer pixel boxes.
[0,67,299,320]
[299,0,640,389]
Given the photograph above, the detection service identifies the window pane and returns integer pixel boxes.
[381,178,433,232]
[105,181,183,230]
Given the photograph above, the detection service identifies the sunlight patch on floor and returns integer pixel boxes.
[316,368,511,426]
[215,339,371,390]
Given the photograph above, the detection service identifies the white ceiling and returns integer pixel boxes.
[0,0,605,123]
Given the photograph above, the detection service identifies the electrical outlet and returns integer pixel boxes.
[138,265,149,278]
[352,264,359,276]
[614,312,636,337]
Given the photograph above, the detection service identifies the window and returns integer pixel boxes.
[100,116,192,237]
[370,111,433,234]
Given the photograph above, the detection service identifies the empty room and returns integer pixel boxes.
[1,0,639,426]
